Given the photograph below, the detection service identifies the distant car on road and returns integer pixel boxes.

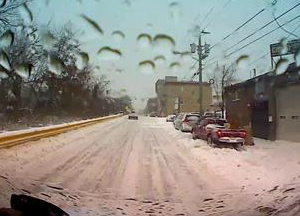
[173,113,201,132]
[192,118,246,150]
[166,114,176,122]
[128,112,138,120]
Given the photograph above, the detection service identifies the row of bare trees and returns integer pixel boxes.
[0,0,131,123]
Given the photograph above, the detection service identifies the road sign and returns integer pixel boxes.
[270,39,300,57]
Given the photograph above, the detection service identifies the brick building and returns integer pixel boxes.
[155,76,212,116]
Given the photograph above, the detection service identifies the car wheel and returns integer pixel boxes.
[234,143,243,151]
[207,136,215,147]
[192,131,197,140]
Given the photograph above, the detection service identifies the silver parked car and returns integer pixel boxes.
[174,113,202,132]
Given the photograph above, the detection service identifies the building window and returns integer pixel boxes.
[292,116,299,120]
[279,116,286,119]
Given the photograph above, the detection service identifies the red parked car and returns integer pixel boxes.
[192,118,247,150]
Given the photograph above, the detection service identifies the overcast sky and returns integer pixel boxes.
[31,0,300,109]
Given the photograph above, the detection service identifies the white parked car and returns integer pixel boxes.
[166,114,176,122]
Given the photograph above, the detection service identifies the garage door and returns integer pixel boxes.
[276,84,300,142]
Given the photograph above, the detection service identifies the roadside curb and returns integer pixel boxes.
[0,114,122,149]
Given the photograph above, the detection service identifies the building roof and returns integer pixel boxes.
[225,62,300,91]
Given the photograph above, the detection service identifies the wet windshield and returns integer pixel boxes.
[0,0,300,215]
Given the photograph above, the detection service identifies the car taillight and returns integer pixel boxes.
[183,119,188,123]
[241,131,247,138]
[217,130,223,137]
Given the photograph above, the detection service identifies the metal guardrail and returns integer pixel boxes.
[0,114,122,149]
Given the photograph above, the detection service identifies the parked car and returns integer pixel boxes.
[149,112,158,117]
[128,112,138,120]
[166,114,176,122]
[174,113,202,132]
[192,118,246,150]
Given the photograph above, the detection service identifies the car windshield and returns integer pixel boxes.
[0,1,299,215]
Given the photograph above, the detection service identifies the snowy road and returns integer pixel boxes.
[0,116,300,215]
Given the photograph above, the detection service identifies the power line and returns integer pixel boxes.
[225,2,300,52]
[223,9,266,41]
[272,11,299,38]
[203,0,234,30]
[287,22,300,39]
[226,13,300,57]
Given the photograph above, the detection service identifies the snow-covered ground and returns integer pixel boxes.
[158,117,300,215]
[0,116,299,215]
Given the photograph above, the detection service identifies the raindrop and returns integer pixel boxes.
[0,0,6,7]
[19,3,33,23]
[154,55,166,65]
[97,46,122,61]
[76,52,89,70]
[0,30,14,47]
[15,64,31,79]
[112,30,125,42]
[0,51,11,70]
[235,55,249,68]
[170,62,180,72]
[191,25,201,37]
[39,28,56,48]
[295,49,300,66]
[139,60,155,74]
[137,33,152,48]
[123,0,131,7]
[79,52,89,64]
[0,71,8,79]
[80,14,104,35]
[169,2,182,22]
[48,56,64,74]
[153,34,176,54]
[275,58,289,74]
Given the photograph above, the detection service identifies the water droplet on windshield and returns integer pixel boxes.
[275,58,289,74]
[170,62,180,72]
[39,28,56,49]
[169,2,182,22]
[97,47,122,61]
[0,71,8,79]
[76,52,89,69]
[153,34,175,55]
[19,3,33,23]
[154,55,166,65]
[0,30,14,47]
[123,0,131,7]
[15,64,31,79]
[139,60,155,74]
[80,14,104,35]
[137,33,152,48]
[235,55,249,68]
[295,49,300,66]
[0,51,11,70]
[48,56,64,74]
[112,30,125,42]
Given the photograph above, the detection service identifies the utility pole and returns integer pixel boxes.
[198,33,203,115]
[190,30,210,115]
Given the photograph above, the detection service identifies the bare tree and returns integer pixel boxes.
[208,64,237,118]
[50,24,80,68]
[0,0,30,33]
